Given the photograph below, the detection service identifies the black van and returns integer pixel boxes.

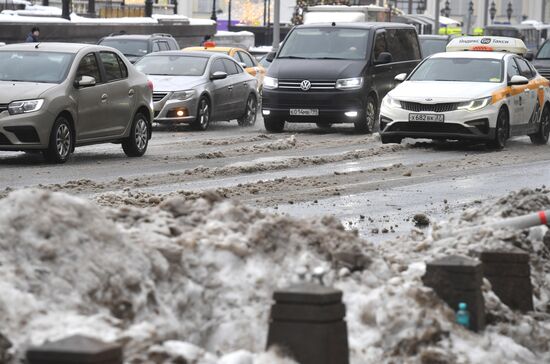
[261,22,421,133]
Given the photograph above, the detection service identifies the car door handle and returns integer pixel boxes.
[228,86,233,91]
[101,94,108,102]
[128,89,135,97]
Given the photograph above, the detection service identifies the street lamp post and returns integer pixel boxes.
[489,1,497,24]
[506,2,513,23]
[415,0,424,15]
[434,0,440,35]
[87,0,95,17]
[466,1,474,35]
[61,0,70,19]
[211,0,217,21]
[145,0,153,17]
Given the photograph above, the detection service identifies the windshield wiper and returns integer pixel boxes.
[148,73,176,76]
[277,56,309,59]
[313,57,349,60]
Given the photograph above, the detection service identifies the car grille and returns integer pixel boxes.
[400,101,458,113]
[536,68,550,79]
[0,104,8,113]
[387,122,472,135]
[153,92,169,102]
[278,80,336,91]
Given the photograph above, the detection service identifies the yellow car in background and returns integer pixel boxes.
[184,42,265,92]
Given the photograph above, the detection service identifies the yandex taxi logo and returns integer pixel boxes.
[447,36,528,56]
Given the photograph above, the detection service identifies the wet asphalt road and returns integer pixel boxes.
[2,116,550,241]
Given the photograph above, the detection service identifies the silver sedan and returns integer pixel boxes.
[135,51,259,131]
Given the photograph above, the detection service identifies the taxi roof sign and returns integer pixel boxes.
[446,36,528,55]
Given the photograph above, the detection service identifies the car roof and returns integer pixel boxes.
[0,42,94,53]
[419,35,450,40]
[296,22,416,30]
[101,34,171,40]
[143,50,230,59]
[431,51,508,60]
[185,46,235,53]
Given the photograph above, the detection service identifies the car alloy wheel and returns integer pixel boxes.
[134,117,148,152]
[366,100,376,131]
[196,98,210,130]
[239,95,257,127]
[530,105,550,145]
[56,123,71,159]
[490,108,509,150]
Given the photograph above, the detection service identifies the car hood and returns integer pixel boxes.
[147,75,206,92]
[389,81,501,103]
[0,81,58,103]
[267,58,365,80]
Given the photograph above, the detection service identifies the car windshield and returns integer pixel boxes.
[100,39,149,57]
[135,55,208,76]
[420,39,448,57]
[536,41,550,59]
[0,51,74,83]
[278,28,369,60]
[409,58,503,83]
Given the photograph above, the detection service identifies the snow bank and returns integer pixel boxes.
[1,188,549,363]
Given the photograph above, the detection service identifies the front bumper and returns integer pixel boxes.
[379,102,499,141]
[0,108,53,151]
[262,88,365,123]
[154,94,199,124]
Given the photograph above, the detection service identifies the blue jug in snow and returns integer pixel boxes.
[456,302,470,329]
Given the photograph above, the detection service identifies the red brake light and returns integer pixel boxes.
[204,41,216,48]
[147,80,154,92]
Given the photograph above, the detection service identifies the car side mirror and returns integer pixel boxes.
[266,51,276,62]
[375,52,393,65]
[394,73,407,82]
[239,62,247,69]
[508,75,529,86]
[210,71,228,80]
[75,75,96,88]
[525,51,534,61]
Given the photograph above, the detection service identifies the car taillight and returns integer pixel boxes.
[147,80,154,92]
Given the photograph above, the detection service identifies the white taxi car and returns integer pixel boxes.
[379,36,550,149]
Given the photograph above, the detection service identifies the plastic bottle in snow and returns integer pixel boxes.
[456,302,470,329]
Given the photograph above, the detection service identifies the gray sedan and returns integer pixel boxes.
[135,51,259,131]
[0,43,153,163]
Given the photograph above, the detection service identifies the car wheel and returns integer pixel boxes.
[238,94,258,127]
[192,97,211,131]
[43,116,73,164]
[529,105,550,145]
[316,123,332,130]
[264,117,285,133]
[354,96,377,134]
[122,112,149,157]
[380,134,402,144]
[488,108,509,150]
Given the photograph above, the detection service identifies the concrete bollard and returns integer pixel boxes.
[26,335,122,364]
[481,249,534,312]
[266,282,349,364]
[422,255,485,332]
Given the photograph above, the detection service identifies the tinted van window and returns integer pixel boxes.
[386,29,420,62]
[279,27,369,60]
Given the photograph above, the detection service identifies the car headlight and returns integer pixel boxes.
[170,90,195,101]
[383,95,401,109]
[457,97,492,112]
[264,76,278,90]
[8,99,44,115]
[335,77,363,90]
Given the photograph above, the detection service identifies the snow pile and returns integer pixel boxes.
[1,188,550,363]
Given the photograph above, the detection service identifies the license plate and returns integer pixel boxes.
[409,113,444,122]
[290,108,319,116]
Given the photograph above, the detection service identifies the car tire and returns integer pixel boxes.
[354,96,377,134]
[488,108,509,150]
[43,116,73,164]
[316,123,332,130]
[122,112,150,157]
[264,117,285,133]
[380,134,402,144]
[238,94,258,127]
[192,97,211,131]
[529,105,550,145]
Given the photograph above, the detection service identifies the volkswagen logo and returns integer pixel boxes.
[481,38,491,44]
[300,80,312,91]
